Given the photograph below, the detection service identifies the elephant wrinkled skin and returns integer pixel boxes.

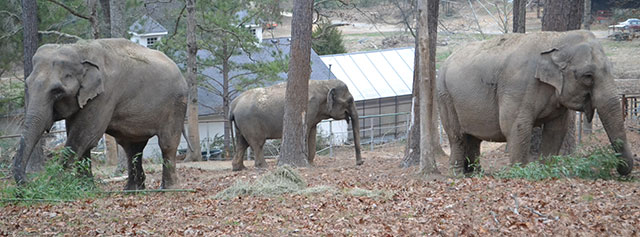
[13,39,188,190]
[229,80,363,171]
[438,30,634,175]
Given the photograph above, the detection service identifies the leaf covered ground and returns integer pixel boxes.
[1,130,640,236]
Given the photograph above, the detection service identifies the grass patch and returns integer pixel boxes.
[494,146,628,181]
[0,148,99,204]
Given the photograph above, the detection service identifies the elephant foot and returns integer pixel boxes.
[232,164,246,172]
[255,161,268,169]
[356,160,364,166]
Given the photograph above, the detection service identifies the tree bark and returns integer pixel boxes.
[278,0,314,167]
[109,0,125,38]
[99,0,111,38]
[21,0,45,174]
[222,42,232,160]
[184,0,202,162]
[513,0,526,33]
[87,0,100,39]
[401,44,421,168]
[583,0,592,30]
[418,0,440,175]
[542,0,584,31]
[402,40,445,168]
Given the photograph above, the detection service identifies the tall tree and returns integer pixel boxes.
[540,0,584,155]
[278,0,314,167]
[20,0,45,173]
[418,0,440,175]
[184,0,202,162]
[583,0,592,30]
[512,0,526,33]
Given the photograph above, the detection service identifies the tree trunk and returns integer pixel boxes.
[105,135,118,165]
[99,0,111,38]
[109,0,125,38]
[418,0,440,175]
[542,0,584,31]
[513,0,526,33]
[402,42,445,168]
[222,43,232,159]
[401,43,421,168]
[583,0,592,30]
[278,0,314,167]
[21,0,44,174]
[184,0,202,162]
[87,0,100,39]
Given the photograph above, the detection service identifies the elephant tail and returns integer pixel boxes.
[182,125,193,152]
[229,111,236,151]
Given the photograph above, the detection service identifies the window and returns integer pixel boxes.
[146,37,158,46]
[250,28,256,36]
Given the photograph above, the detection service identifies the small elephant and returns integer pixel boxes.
[438,30,633,175]
[229,80,363,170]
[13,39,188,190]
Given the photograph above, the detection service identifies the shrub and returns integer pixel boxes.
[495,146,628,181]
[1,148,98,203]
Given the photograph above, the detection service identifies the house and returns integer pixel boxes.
[129,15,168,48]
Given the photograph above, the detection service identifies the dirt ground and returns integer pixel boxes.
[1,127,639,235]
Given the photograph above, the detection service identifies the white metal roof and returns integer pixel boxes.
[320,47,414,101]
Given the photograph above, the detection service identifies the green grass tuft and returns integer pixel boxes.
[1,148,99,204]
[495,146,628,181]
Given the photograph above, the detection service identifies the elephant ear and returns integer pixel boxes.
[535,48,570,97]
[327,88,336,112]
[77,60,104,109]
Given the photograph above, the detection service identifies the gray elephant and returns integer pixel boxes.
[229,80,363,171]
[438,30,633,175]
[13,39,188,190]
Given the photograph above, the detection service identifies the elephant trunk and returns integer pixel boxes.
[13,105,54,184]
[593,78,633,175]
[349,103,363,165]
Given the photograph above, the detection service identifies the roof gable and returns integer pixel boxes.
[129,15,168,35]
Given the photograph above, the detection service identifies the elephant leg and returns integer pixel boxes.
[252,140,267,169]
[463,135,482,174]
[64,119,106,177]
[158,131,180,189]
[307,126,317,165]
[448,134,467,176]
[232,132,249,171]
[539,112,569,158]
[120,140,148,190]
[507,116,534,165]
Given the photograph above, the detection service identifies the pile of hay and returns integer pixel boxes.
[215,165,308,200]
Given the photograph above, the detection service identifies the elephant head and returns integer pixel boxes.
[325,80,363,165]
[535,41,633,175]
[13,45,104,184]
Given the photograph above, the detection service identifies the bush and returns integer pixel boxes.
[495,146,628,181]
[1,148,98,203]
[312,20,347,56]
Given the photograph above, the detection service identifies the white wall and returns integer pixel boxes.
[317,119,348,145]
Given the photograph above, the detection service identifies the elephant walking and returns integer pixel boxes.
[438,30,634,175]
[13,39,188,190]
[229,80,363,171]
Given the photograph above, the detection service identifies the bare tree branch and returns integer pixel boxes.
[38,30,83,41]
[170,4,187,39]
[46,0,91,20]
